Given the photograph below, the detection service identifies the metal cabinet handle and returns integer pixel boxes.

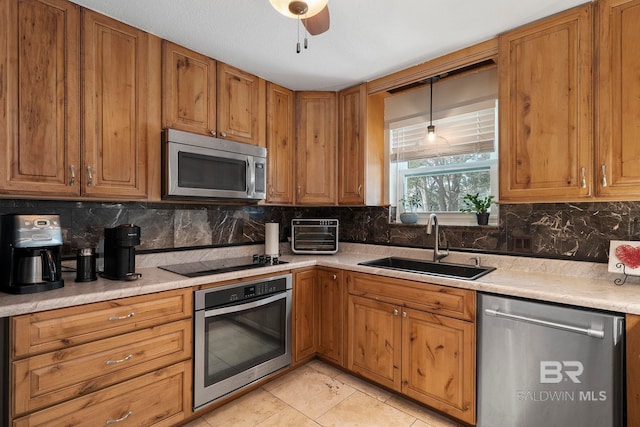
[210,130,216,137]
[106,411,133,425]
[402,311,407,318]
[580,167,587,189]
[332,274,337,280]
[106,354,133,365]
[601,164,608,187]
[357,184,362,197]
[86,165,93,187]
[297,186,301,197]
[484,308,604,339]
[220,131,227,138]
[269,185,274,196]
[393,308,399,316]
[108,312,135,321]
[69,165,75,186]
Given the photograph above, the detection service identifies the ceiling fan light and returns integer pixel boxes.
[270,0,328,18]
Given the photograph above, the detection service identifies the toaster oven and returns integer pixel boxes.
[291,219,338,254]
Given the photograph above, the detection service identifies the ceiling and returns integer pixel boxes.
[69,0,589,91]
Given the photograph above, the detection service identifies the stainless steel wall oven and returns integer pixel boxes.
[193,274,292,410]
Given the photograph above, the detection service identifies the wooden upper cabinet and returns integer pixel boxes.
[217,62,263,145]
[596,0,640,199]
[295,91,337,205]
[266,82,295,204]
[81,9,149,199]
[0,0,80,196]
[338,84,385,206]
[499,4,593,202]
[162,41,216,136]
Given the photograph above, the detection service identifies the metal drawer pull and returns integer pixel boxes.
[69,165,75,186]
[86,165,93,187]
[485,308,604,339]
[601,164,608,187]
[106,354,133,365]
[108,312,135,321]
[580,167,587,189]
[106,411,133,425]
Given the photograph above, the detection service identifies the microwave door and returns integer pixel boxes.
[166,141,251,199]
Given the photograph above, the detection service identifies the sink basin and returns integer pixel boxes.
[358,257,495,280]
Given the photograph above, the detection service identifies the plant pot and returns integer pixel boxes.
[400,212,419,224]
[476,212,490,225]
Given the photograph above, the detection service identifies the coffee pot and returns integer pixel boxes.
[0,214,64,294]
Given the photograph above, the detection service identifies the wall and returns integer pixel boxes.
[0,199,635,263]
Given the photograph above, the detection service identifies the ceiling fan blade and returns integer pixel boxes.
[302,5,330,35]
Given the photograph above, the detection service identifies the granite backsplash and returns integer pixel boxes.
[0,199,637,263]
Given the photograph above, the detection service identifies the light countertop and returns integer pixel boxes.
[1,243,639,318]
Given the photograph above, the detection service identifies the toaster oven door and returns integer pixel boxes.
[291,222,338,254]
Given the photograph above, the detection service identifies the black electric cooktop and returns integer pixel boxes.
[159,255,286,277]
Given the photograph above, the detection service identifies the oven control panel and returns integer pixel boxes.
[196,274,292,310]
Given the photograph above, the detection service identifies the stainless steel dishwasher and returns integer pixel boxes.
[477,293,625,427]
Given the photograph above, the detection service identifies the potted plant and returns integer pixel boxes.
[399,192,422,224]
[460,193,495,225]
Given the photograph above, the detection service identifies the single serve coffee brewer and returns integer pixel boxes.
[103,224,141,280]
[0,214,64,294]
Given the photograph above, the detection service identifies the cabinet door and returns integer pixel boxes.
[317,268,344,366]
[0,0,80,196]
[596,0,640,198]
[295,91,337,205]
[81,9,148,199]
[217,62,261,145]
[628,314,640,426]
[162,41,216,136]
[401,308,475,425]
[266,82,295,204]
[293,269,317,362]
[499,4,593,202]
[338,84,366,205]
[347,295,401,391]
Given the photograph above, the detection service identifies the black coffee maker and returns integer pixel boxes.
[103,224,141,280]
[0,214,64,294]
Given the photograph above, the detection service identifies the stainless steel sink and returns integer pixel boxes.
[358,257,495,280]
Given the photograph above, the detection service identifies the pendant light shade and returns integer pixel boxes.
[270,0,328,19]
[427,77,436,142]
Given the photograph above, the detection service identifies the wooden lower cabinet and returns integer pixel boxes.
[347,272,476,425]
[317,268,344,366]
[9,289,192,425]
[13,360,191,427]
[627,314,640,426]
[293,269,318,362]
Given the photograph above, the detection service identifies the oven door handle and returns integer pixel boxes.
[204,291,288,318]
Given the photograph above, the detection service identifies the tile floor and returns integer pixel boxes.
[184,360,464,427]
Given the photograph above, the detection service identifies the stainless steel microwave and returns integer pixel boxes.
[162,129,267,201]
[291,219,339,254]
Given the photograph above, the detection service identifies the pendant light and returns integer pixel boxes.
[427,77,436,142]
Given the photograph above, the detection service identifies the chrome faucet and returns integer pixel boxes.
[426,213,449,262]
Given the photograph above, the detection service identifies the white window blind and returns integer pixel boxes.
[390,105,496,161]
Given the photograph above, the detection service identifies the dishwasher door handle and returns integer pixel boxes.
[484,308,605,339]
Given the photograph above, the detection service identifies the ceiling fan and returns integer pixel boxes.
[270,0,331,52]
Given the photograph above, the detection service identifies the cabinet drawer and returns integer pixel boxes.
[13,361,191,427]
[11,289,192,358]
[13,319,191,416]
[347,272,475,321]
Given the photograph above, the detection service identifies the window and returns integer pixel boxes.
[386,67,498,225]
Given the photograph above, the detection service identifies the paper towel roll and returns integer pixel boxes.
[265,223,279,256]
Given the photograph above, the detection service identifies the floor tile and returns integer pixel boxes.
[334,371,394,402]
[256,406,321,427]
[385,395,463,427]
[201,388,287,427]
[182,418,213,427]
[267,364,356,419]
[306,359,343,378]
[316,390,417,427]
